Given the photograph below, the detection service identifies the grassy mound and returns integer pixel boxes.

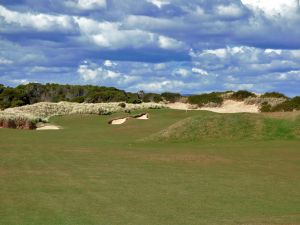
[148,112,300,142]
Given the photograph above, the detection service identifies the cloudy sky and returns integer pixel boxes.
[0,0,300,95]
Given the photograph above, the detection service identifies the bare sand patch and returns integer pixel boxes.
[36,124,60,130]
[110,118,128,125]
[167,100,259,113]
[109,113,149,125]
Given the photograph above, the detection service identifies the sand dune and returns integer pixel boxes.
[167,100,259,113]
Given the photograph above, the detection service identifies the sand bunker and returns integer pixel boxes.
[36,124,60,130]
[109,113,149,125]
[167,100,259,113]
[110,118,128,125]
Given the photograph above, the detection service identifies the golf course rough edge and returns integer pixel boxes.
[145,112,300,142]
[1,102,161,129]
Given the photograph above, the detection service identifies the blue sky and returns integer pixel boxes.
[0,0,300,95]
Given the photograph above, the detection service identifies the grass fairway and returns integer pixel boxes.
[0,109,300,225]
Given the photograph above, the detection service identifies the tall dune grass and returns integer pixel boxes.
[1,102,163,129]
[0,112,40,130]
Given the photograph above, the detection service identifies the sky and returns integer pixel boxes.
[0,0,300,95]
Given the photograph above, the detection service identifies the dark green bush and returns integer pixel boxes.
[231,90,256,101]
[143,93,163,103]
[260,102,272,112]
[188,93,223,107]
[71,96,85,103]
[0,84,5,94]
[126,93,142,104]
[118,103,126,108]
[261,92,288,99]
[161,92,181,103]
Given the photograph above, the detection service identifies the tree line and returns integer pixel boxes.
[0,83,299,112]
[0,83,181,109]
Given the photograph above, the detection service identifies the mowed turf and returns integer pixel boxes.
[0,109,299,225]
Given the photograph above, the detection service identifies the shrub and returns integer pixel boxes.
[230,90,256,101]
[143,93,163,103]
[161,92,181,103]
[260,102,272,112]
[0,112,39,130]
[71,96,85,103]
[261,92,288,99]
[271,101,298,112]
[188,93,223,107]
[118,103,126,108]
[291,96,300,107]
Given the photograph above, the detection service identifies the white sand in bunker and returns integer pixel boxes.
[109,113,149,125]
[167,100,259,113]
[110,118,128,125]
[36,124,61,130]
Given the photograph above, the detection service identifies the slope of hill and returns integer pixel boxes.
[147,111,300,142]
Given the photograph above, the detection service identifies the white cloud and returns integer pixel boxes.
[133,80,185,92]
[66,0,107,10]
[77,63,140,86]
[154,63,167,70]
[75,17,185,50]
[10,79,30,85]
[174,68,190,78]
[216,4,244,18]
[264,49,282,55]
[103,60,117,67]
[0,58,13,65]
[0,5,74,32]
[78,64,120,81]
[202,48,227,58]
[158,36,185,50]
[147,0,170,8]
[241,0,299,17]
[78,64,99,81]
[192,68,209,76]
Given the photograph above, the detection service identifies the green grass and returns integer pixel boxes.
[0,109,300,225]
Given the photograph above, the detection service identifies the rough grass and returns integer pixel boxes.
[147,111,300,142]
[1,102,163,129]
[0,112,40,129]
[0,109,299,225]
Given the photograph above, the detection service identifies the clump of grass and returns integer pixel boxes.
[0,112,40,130]
[230,90,256,101]
[4,101,163,119]
[245,97,287,107]
[188,93,223,107]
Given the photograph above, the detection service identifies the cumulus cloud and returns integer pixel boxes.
[1,0,300,95]
[103,60,117,67]
[173,68,190,78]
[192,68,209,76]
[0,5,74,32]
[215,4,245,18]
[66,0,107,10]
[147,0,170,8]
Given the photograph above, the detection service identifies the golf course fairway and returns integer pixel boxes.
[0,109,299,225]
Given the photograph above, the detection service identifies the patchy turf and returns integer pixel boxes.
[0,109,299,225]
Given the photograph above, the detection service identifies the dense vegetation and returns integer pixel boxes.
[1,83,300,112]
[0,83,183,109]
[230,90,256,101]
[188,93,223,107]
